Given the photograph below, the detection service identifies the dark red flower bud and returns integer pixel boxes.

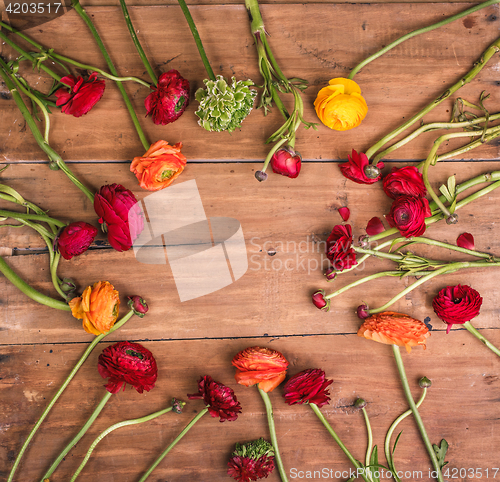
[127,296,148,318]
[97,341,158,394]
[324,267,337,282]
[145,69,190,125]
[382,166,427,199]
[255,171,268,182]
[228,438,275,482]
[432,284,482,333]
[171,398,185,414]
[326,224,357,271]
[94,184,144,252]
[56,222,98,260]
[283,368,333,408]
[357,304,370,319]
[188,375,242,422]
[55,72,105,117]
[340,150,384,185]
[270,147,301,179]
[386,195,432,238]
[312,290,330,312]
[354,397,367,409]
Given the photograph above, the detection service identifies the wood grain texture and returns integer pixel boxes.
[1,4,499,161]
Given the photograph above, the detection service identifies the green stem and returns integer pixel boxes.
[71,0,150,151]
[364,35,500,161]
[349,0,500,79]
[119,0,158,85]
[0,210,65,227]
[138,408,208,482]
[326,271,402,300]
[41,391,113,482]
[261,137,288,173]
[310,403,371,482]
[392,346,444,482]
[463,321,500,357]
[0,255,70,310]
[361,407,373,480]
[7,309,135,482]
[177,0,215,81]
[50,252,67,300]
[384,388,427,482]
[258,388,288,481]
[71,405,179,481]
[372,112,500,165]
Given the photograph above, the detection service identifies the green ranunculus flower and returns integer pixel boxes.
[195,75,257,133]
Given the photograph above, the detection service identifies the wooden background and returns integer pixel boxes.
[1,2,500,481]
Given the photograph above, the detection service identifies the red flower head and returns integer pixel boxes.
[340,150,384,185]
[232,347,289,393]
[187,375,241,422]
[98,341,158,394]
[386,195,432,238]
[56,221,98,260]
[283,369,333,408]
[94,184,144,252]
[270,147,301,179]
[326,224,357,271]
[228,438,275,482]
[127,295,149,318]
[432,284,483,334]
[312,290,330,311]
[382,166,427,199]
[145,70,190,125]
[55,72,105,117]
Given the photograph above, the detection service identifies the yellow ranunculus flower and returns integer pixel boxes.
[69,281,120,335]
[314,78,368,131]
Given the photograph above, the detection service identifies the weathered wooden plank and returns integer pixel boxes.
[1,4,499,161]
[1,162,500,345]
[1,334,499,481]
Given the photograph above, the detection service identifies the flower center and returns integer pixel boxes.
[125,349,143,359]
[453,298,463,304]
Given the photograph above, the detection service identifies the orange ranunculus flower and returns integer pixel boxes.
[357,311,430,353]
[232,346,289,393]
[69,281,120,335]
[130,140,187,191]
[314,78,368,131]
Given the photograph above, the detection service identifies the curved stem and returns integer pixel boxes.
[463,321,500,357]
[392,346,444,482]
[71,405,179,481]
[261,137,288,173]
[325,271,403,300]
[361,407,373,480]
[0,210,65,227]
[258,388,288,482]
[349,0,500,79]
[50,252,67,300]
[384,388,427,482]
[177,0,215,81]
[119,0,158,85]
[138,408,208,482]
[0,255,70,310]
[364,35,500,161]
[71,0,150,151]
[309,403,371,482]
[7,309,134,482]
[41,391,113,482]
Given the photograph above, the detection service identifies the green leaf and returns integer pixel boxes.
[439,184,453,204]
[392,431,403,455]
[447,175,456,199]
[433,439,449,469]
[370,446,381,482]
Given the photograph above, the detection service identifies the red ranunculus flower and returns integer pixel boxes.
[188,375,241,422]
[432,284,483,333]
[98,341,158,394]
[382,166,427,199]
[228,438,275,482]
[270,146,301,179]
[232,347,288,393]
[340,150,384,185]
[385,195,431,238]
[94,184,144,252]
[312,290,330,311]
[56,221,98,260]
[283,369,333,408]
[55,72,105,117]
[326,224,357,271]
[145,70,190,125]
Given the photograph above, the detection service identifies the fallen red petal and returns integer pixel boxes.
[457,232,475,250]
[366,217,385,236]
[338,207,350,222]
